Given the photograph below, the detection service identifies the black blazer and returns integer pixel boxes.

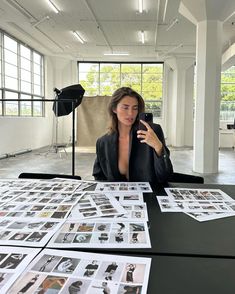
[93,124,173,183]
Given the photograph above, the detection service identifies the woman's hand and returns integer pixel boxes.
[137,120,163,156]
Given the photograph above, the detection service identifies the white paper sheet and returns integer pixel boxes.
[69,192,127,220]
[185,211,235,222]
[47,220,151,248]
[8,248,151,294]
[95,182,152,193]
[0,218,65,247]
[0,246,40,293]
[165,188,232,201]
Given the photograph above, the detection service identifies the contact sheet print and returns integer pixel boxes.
[95,182,152,193]
[8,248,151,294]
[69,192,127,220]
[0,246,40,293]
[0,218,65,247]
[48,220,151,248]
[157,188,235,221]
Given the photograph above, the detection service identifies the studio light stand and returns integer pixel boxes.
[52,84,85,176]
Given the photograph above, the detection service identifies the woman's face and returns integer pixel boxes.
[114,96,138,127]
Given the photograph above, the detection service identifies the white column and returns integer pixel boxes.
[165,57,195,147]
[193,20,222,173]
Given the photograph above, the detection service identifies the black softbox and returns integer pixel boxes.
[53,84,85,117]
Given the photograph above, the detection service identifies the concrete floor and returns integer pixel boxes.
[0,146,234,184]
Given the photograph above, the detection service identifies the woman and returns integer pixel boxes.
[93,87,173,183]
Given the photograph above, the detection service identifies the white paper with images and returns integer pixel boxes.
[69,192,127,220]
[157,196,235,213]
[0,218,65,247]
[95,182,152,193]
[0,246,40,293]
[93,203,149,222]
[165,188,232,201]
[8,248,151,294]
[47,220,151,248]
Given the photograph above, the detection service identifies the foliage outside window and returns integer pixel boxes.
[221,66,235,121]
[0,31,45,117]
[78,62,163,118]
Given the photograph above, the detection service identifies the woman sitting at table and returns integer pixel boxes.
[93,87,173,183]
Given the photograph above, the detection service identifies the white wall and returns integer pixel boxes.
[0,55,78,156]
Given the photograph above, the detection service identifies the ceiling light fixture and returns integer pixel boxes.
[166,18,179,31]
[73,31,84,44]
[138,0,143,13]
[104,52,129,56]
[46,0,60,14]
[140,31,145,44]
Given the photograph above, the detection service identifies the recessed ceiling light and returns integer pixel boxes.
[140,31,145,44]
[73,31,84,44]
[46,0,60,13]
[138,0,143,13]
[104,52,129,56]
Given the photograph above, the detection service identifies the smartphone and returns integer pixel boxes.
[138,112,153,130]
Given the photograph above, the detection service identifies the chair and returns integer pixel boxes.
[18,172,81,180]
[168,172,204,184]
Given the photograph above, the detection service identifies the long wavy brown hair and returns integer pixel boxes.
[108,87,145,133]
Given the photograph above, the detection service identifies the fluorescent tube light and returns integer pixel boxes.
[73,31,84,44]
[46,0,60,14]
[104,52,129,56]
[166,18,179,31]
[138,0,143,13]
[140,31,145,44]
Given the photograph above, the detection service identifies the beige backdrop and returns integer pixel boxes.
[77,96,112,147]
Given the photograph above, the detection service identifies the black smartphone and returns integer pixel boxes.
[138,112,153,130]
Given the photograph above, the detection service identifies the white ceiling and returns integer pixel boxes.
[0,0,235,62]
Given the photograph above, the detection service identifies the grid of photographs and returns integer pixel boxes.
[95,182,152,193]
[0,246,40,293]
[11,191,84,206]
[8,248,151,294]
[0,202,74,219]
[69,192,127,220]
[157,196,235,213]
[156,188,235,221]
[48,220,151,248]
[0,218,65,247]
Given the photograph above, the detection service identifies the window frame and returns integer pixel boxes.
[0,30,45,117]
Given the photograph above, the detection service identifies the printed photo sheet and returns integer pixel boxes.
[0,201,75,220]
[0,218,65,247]
[93,203,149,222]
[0,246,40,293]
[8,248,151,294]
[10,191,84,206]
[112,192,144,204]
[47,220,151,248]
[0,190,24,204]
[157,196,235,213]
[50,179,97,192]
[69,192,127,220]
[95,182,152,193]
[0,179,39,192]
[186,211,235,222]
[164,188,232,201]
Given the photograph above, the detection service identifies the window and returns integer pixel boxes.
[78,62,164,117]
[0,31,45,117]
[221,66,235,121]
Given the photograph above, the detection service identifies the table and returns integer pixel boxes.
[146,253,235,294]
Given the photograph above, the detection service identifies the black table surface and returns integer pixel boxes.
[146,253,235,294]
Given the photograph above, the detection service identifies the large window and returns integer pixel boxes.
[78,62,164,117]
[0,31,45,117]
[221,66,235,121]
